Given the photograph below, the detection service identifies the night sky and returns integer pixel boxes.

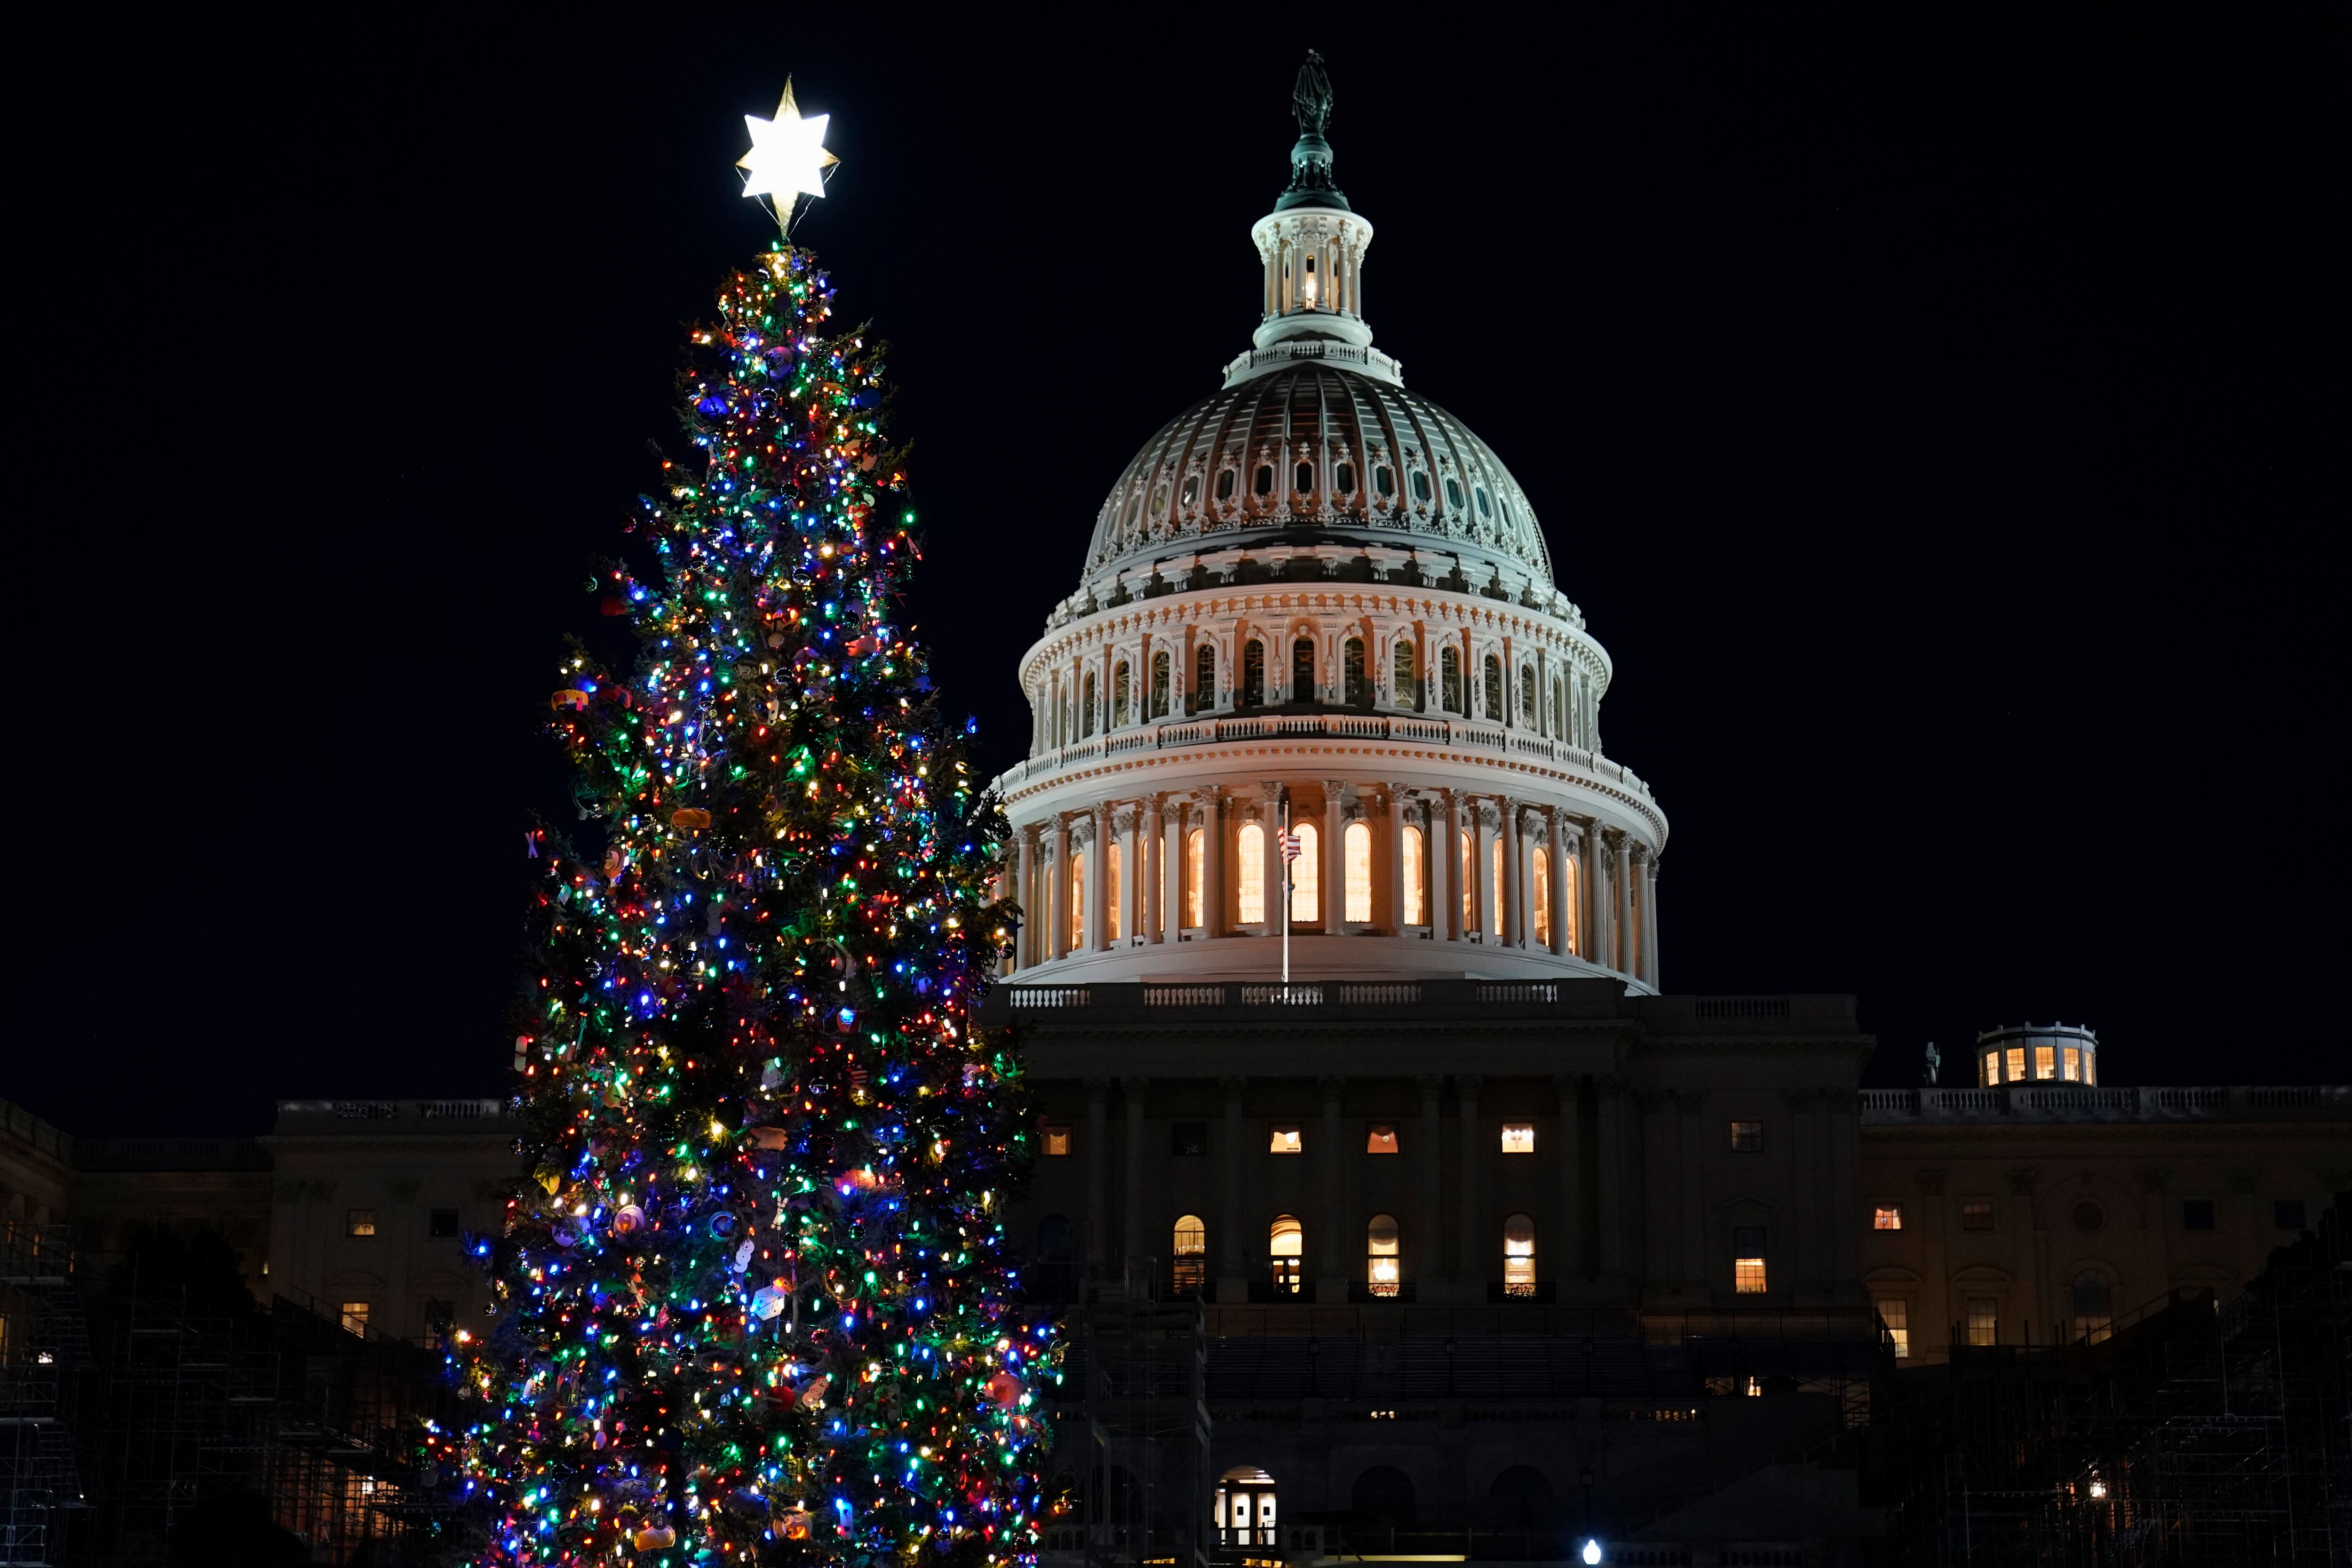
[12,8,2342,1135]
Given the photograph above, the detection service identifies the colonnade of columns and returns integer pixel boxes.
[1004,784,1661,985]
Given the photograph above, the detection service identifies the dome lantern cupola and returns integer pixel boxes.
[1232,52,1399,388]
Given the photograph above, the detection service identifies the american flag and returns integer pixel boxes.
[1280,831,1302,862]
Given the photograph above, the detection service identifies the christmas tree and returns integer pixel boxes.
[435,101,1052,1566]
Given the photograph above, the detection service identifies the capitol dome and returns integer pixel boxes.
[1083,365,1556,590]
[991,55,1665,993]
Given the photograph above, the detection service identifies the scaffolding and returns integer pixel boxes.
[1047,1260,1211,1568]
[0,1226,460,1566]
[1,1225,89,1566]
[1876,1194,2351,1565]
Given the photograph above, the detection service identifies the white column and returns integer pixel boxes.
[1581,820,1605,963]
[1117,804,1142,946]
[1049,818,1072,961]
[1547,807,1571,958]
[1260,783,1285,932]
[1157,796,1181,943]
[1643,853,1662,987]
[1322,779,1344,929]
[1203,790,1225,937]
[1015,828,1037,971]
[1613,833,1633,974]
[1386,785,1407,934]
[1438,791,1461,942]
[1499,798,1520,947]
[1086,804,1110,952]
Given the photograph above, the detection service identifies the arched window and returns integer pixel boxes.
[1343,637,1367,705]
[1068,850,1086,949]
[1482,654,1503,721]
[1393,641,1417,710]
[1440,646,1463,713]
[1459,829,1475,933]
[1242,641,1265,708]
[2073,1271,2114,1341]
[1107,842,1122,940]
[1172,1215,1207,1296]
[1561,853,1580,953]
[1402,825,1426,926]
[1519,665,1535,725]
[1269,1215,1303,1295]
[1532,850,1551,947]
[1184,828,1205,928]
[1112,661,1131,728]
[1081,672,1097,738]
[1489,837,1504,938]
[1344,821,1372,923]
[1150,651,1170,719]
[1291,637,1316,703]
[1366,1213,1401,1297]
[1352,1466,1416,1524]
[1218,1468,1277,1547]
[1194,643,1216,713]
[1503,1214,1536,1297]
[1290,822,1319,923]
[1237,823,1266,924]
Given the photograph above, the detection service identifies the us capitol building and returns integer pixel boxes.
[2,56,2343,1568]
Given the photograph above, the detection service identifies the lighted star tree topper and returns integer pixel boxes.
[739,79,838,236]
[431,86,1054,1568]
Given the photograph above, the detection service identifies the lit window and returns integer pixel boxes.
[1184,828,1205,927]
[347,1209,377,1238]
[2005,1046,2025,1082]
[1500,1123,1535,1154]
[1269,1216,1303,1295]
[1733,1226,1767,1294]
[1172,1216,1207,1296]
[429,1207,460,1238]
[1502,1213,1537,1297]
[1730,1121,1764,1153]
[1269,1125,1303,1155]
[1532,850,1551,947]
[2081,1051,2096,1085]
[1291,821,1320,923]
[1876,1298,1910,1359]
[1367,1213,1401,1297]
[1393,641,1417,710]
[2181,1199,2215,1231]
[1365,1124,1399,1155]
[1459,829,1474,932]
[1237,824,1265,923]
[1107,842,1123,940]
[1873,1205,1903,1231]
[1344,821,1372,923]
[2034,1045,2054,1080]
[1041,1124,1072,1156]
[1440,645,1462,712]
[1402,826,1426,926]
[1962,1200,1994,1232]
[2062,1047,2080,1081]
[1966,1298,1999,1346]
[339,1301,371,1336]
[1181,473,1201,509]
[1068,851,1086,948]
[1562,854,1579,951]
[1979,1054,1997,1087]
[1483,653,1503,720]
[1489,837,1503,935]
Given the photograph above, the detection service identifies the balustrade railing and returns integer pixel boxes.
[1859,1084,2345,1123]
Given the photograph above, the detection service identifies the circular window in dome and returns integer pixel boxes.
[2073,1201,2105,1234]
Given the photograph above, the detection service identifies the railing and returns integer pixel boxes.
[1141,984,1225,1007]
[1693,997,1791,1020]
[994,713,1653,804]
[1337,981,1421,1005]
[274,1098,516,1127]
[1241,983,1324,1005]
[1860,1085,2348,1123]
[1477,981,1558,1003]
[1006,987,1091,1009]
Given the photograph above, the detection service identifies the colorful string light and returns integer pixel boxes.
[434,243,1050,1567]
